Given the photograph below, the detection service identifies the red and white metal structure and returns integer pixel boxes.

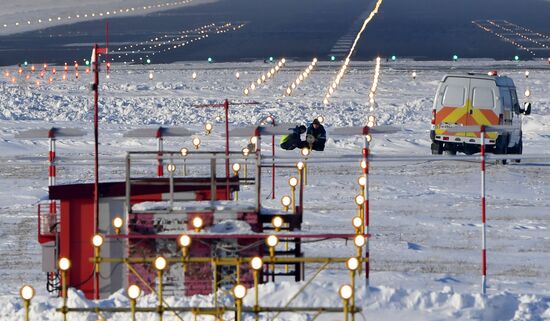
[195,99,259,199]
[91,44,108,300]
[123,127,194,176]
[480,127,487,295]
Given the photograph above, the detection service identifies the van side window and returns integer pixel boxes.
[500,88,513,111]
[472,87,495,109]
[442,85,466,107]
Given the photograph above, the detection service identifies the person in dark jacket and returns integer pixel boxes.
[280,125,307,150]
[306,119,326,151]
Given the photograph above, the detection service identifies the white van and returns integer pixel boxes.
[430,72,531,157]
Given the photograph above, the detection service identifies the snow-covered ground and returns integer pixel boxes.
[1,59,550,320]
[0,0,217,35]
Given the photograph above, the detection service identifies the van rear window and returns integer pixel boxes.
[442,85,466,107]
[472,87,495,109]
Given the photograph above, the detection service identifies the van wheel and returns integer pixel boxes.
[431,142,443,155]
[444,147,457,155]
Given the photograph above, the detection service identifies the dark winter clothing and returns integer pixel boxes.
[306,122,326,151]
[280,125,307,150]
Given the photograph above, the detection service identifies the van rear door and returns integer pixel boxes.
[467,79,499,140]
[435,76,470,137]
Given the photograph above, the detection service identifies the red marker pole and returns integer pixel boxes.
[48,132,56,214]
[224,99,230,200]
[362,131,370,288]
[91,44,108,300]
[271,117,276,200]
[157,129,163,177]
[480,126,487,295]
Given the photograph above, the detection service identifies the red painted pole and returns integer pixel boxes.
[271,118,275,199]
[224,99,230,200]
[93,44,100,300]
[105,22,109,72]
[480,126,487,295]
[363,134,370,287]
[48,134,56,214]
[157,129,163,177]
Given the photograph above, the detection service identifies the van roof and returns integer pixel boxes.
[442,73,515,87]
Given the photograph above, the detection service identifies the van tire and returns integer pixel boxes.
[431,142,443,155]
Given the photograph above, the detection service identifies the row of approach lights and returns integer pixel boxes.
[2,62,99,85]
[113,22,245,64]
[2,0,194,30]
[488,20,549,50]
[503,20,550,41]
[244,58,286,96]
[367,57,381,113]
[112,23,216,63]
[285,58,317,96]
[323,56,351,105]
[472,21,535,57]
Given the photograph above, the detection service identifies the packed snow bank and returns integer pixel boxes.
[2,285,550,321]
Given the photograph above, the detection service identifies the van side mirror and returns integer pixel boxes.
[522,102,532,115]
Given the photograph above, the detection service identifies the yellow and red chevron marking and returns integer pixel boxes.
[435,100,499,139]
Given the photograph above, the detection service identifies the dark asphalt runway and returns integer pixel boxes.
[0,0,549,66]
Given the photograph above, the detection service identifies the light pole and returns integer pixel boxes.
[127,284,141,321]
[289,176,298,213]
[58,257,71,321]
[153,256,168,321]
[19,285,35,321]
[232,163,241,200]
[339,285,353,321]
[250,257,263,321]
[233,284,247,321]
[346,258,359,321]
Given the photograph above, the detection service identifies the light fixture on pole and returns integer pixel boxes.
[192,137,201,150]
[178,234,191,271]
[92,234,104,273]
[233,284,247,321]
[353,234,365,258]
[58,257,71,321]
[192,216,204,232]
[281,195,291,212]
[204,122,213,135]
[153,256,167,321]
[242,147,249,178]
[250,256,263,319]
[112,216,124,235]
[127,284,141,321]
[352,216,363,233]
[288,176,298,213]
[272,216,283,232]
[300,148,310,185]
[232,163,241,200]
[339,284,354,321]
[180,147,188,176]
[20,285,35,321]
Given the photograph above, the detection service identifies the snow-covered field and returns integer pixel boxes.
[1,58,550,320]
